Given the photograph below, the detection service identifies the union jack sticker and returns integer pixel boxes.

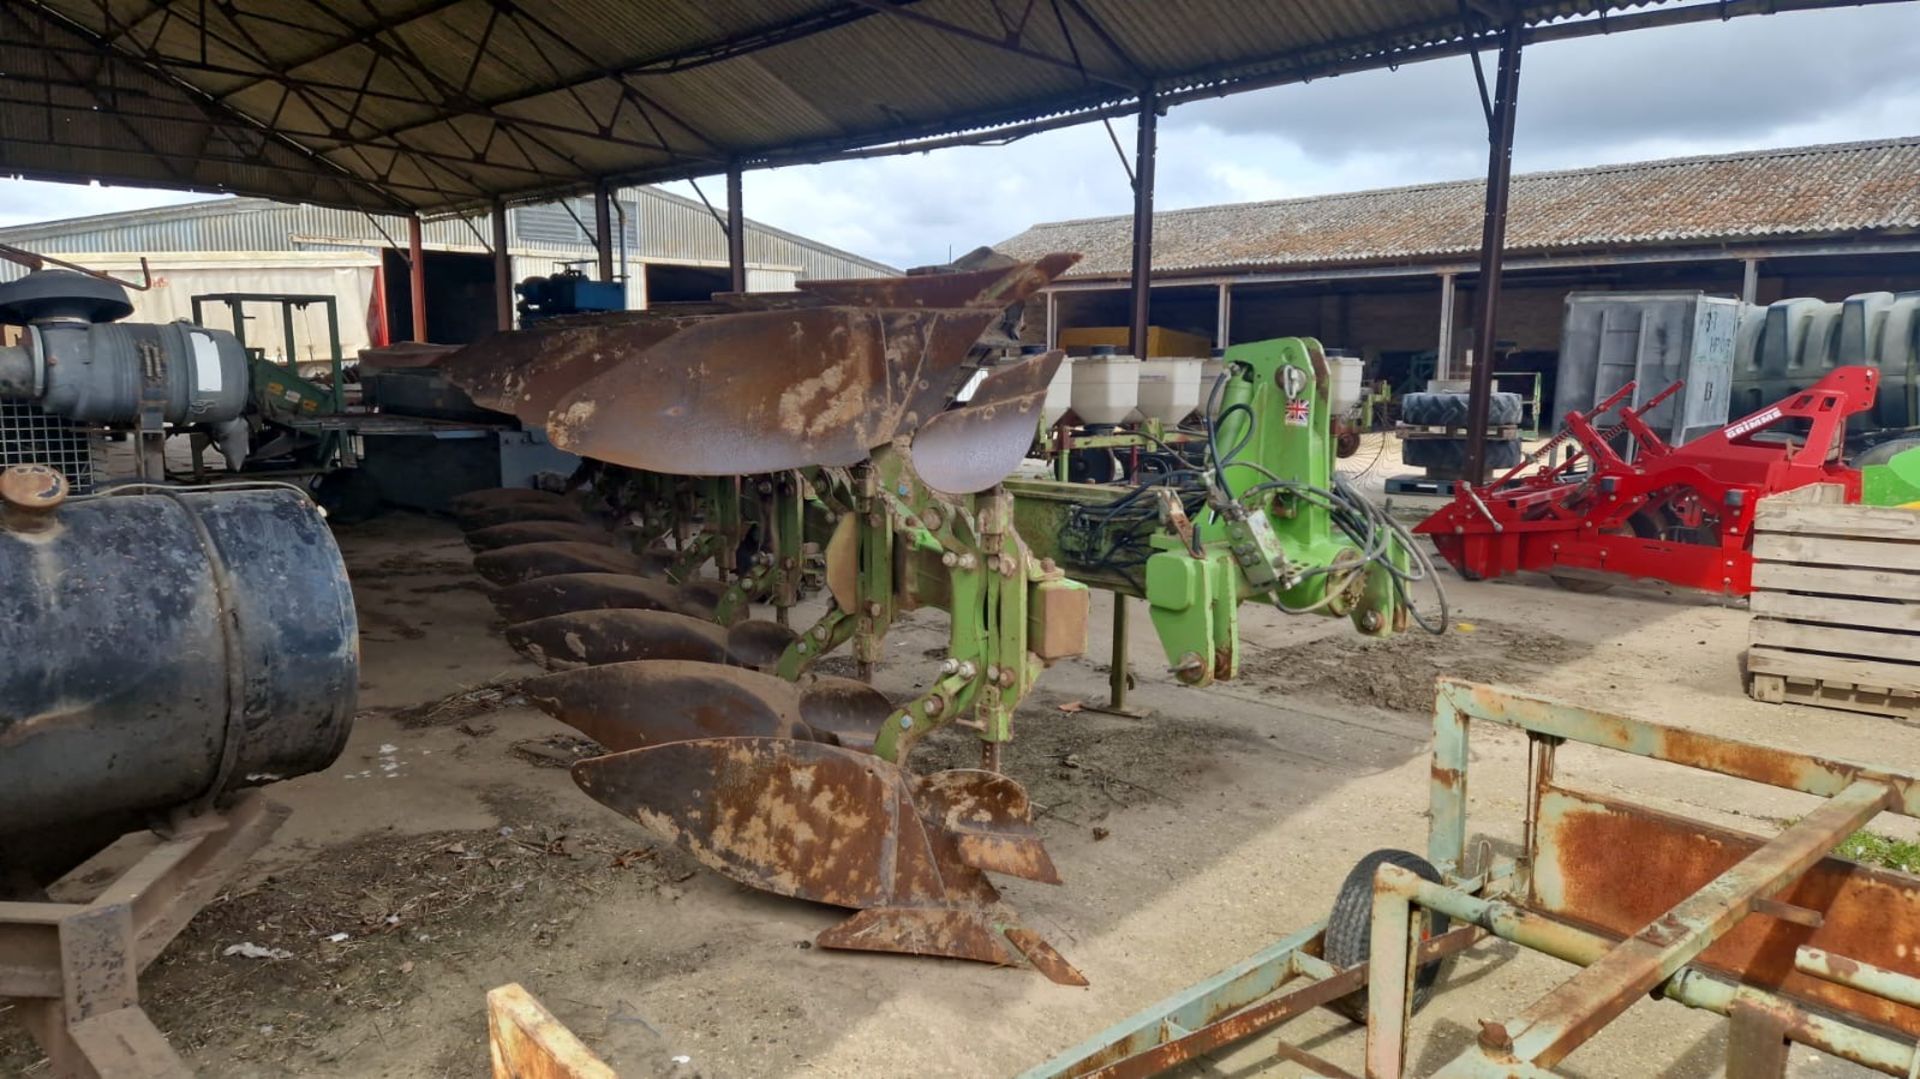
[1284,398,1311,426]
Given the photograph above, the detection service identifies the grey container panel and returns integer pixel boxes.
[1556,292,1742,445]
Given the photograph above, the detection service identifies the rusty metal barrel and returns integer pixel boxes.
[0,466,358,863]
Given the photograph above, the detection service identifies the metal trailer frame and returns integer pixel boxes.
[0,792,288,1079]
[1024,679,1920,1079]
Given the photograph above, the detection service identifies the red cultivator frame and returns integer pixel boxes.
[1417,366,1878,595]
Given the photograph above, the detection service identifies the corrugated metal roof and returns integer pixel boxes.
[1,0,1832,216]
[995,137,1920,278]
[0,186,895,280]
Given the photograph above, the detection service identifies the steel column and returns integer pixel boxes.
[1045,290,1059,348]
[1463,24,1524,482]
[407,215,427,342]
[593,182,616,283]
[1215,282,1232,348]
[491,202,513,332]
[727,161,747,293]
[1436,273,1457,381]
[1127,94,1158,359]
[1742,258,1760,305]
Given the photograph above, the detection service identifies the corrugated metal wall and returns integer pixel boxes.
[0,187,894,282]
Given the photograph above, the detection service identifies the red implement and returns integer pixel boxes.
[1416,366,1878,595]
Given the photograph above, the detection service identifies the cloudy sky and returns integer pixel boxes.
[3,2,1918,270]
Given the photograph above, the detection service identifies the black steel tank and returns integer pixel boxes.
[0,464,358,875]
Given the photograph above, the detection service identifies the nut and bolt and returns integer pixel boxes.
[941,551,958,567]
[940,658,960,675]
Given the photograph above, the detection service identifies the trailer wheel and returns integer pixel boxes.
[1323,849,1451,1023]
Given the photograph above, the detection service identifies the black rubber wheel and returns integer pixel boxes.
[1550,574,1614,594]
[1400,436,1465,470]
[1323,849,1451,1023]
[1398,391,1520,428]
[312,468,384,524]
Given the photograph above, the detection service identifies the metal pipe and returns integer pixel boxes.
[1463,23,1523,483]
[593,181,616,283]
[490,202,512,332]
[1127,94,1158,359]
[1367,865,1920,1078]
[1796,946,1920,1008]
[407,215,427,342]
[726,161,747,294]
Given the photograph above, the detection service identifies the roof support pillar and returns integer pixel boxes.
[407,215,428,343]
[1741,258,1760,305]
[1465,22,1524,483]
[1436,273,1457,381]
[1128,93,1159,359]
[727,160,747,293]
[1045,290,1059,348]
[491,202,513,333]
[1216,282,1232,348]
[593,181,616,283]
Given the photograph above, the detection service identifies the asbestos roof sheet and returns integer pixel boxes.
[996,137,1920,277]
[0,0,1717,215]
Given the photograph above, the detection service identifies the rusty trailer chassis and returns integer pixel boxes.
[1025,680,1920,1078]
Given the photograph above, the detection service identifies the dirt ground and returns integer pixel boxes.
[6,442,1914,1078]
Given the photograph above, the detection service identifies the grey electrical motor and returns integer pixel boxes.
[0,269,254,467]
[0,464,358,890]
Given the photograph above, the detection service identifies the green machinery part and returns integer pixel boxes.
[1862,446,1920,506]
[1008,337,1436,688]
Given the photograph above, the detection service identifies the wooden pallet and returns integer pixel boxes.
[1747,484,1920,722]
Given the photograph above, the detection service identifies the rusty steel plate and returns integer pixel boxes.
[540,258,1078,475]
[794,675,895,753]
[455,499,589,532]
[913,769,1061,885]
[464,520,618,552]
[488,572,700,624]
[726,620,801,669]
[449,487,574,515]
[526,660,815,752]
[912,349,1065,495]
[1530,784,1920,1037]
[815,906,1086,986]
[572,737,913,907]
[472,541,661,586]
[503,609,732,670]
[441,313,709,426]
[796,254,1079,310]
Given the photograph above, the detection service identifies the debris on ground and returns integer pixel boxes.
[392,677,529,728]
[1239,618,1578,714]
[510,733,605,768]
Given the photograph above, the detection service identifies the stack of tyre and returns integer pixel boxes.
[1398,389,1524,478]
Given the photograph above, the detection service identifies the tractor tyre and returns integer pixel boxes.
[1398,391,1521,428]
[1323,849,1452,1023]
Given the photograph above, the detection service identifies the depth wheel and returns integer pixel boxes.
[1549,574,1613,594]
[1323,849,1451,1023]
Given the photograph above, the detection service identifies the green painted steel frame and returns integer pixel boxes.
[1024,680,1920,1079]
